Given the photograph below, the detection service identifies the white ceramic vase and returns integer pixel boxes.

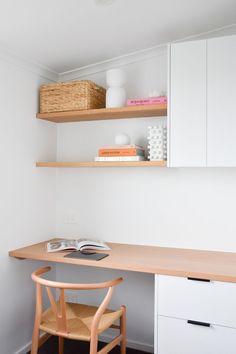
[106,69,126,108]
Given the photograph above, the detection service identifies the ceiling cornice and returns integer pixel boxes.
[58,44,167,81]
[0,44,58,82]
[1,23,235,83]
[173,23,236,43]
[58,24,236,82]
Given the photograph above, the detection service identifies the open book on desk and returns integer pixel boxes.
[47,239,111,253]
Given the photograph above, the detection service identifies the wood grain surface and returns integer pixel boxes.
[9,239,236,283]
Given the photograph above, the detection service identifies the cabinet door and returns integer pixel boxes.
[169,40,207,167]
[158,316,236,354]
[207,36,236,166]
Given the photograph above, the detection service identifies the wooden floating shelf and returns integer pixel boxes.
[36,161,167,168]
[36,104,167,123]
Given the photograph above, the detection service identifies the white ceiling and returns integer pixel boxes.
[0,0,235,73]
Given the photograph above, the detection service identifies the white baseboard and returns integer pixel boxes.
[13,334,153,354]
[13,333,47,354]
[99,333,154,353]
[13,340,32,354]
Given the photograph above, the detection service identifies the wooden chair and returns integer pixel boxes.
[30,266,126,354]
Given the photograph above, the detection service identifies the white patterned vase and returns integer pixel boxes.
[147,125,167,161]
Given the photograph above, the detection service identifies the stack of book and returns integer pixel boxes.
[127,96,167,106]
[95,145,146,162]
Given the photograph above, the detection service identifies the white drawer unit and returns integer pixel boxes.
[158,316,236,354]
[157,275,236,328]
[155,275,236,354]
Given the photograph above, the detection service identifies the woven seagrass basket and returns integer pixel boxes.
[40,80,106,113]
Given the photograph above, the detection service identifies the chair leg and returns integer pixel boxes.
[120,305,126,354]
[90,334,98,354]
[30,323,40,354]
[59,336,64,354]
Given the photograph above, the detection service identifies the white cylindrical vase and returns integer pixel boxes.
[106,68,126,87]
[106,87,126,108]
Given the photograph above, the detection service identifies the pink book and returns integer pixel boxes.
[127,96,167,106]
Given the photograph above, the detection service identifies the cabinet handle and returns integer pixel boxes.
[187,320,211,327]
[187,277,210,282]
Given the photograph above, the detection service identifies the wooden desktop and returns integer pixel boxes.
[9,239,236,282]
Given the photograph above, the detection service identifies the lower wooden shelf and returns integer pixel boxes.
[36,161,167,168]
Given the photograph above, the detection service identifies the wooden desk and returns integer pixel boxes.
[9,239,236,354]
[9,239,236,282]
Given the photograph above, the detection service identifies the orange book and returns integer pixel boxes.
[99,148,144,156]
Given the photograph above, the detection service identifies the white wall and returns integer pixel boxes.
[4,46,236,353]
[0,58,57,354]
[55,51,236,352]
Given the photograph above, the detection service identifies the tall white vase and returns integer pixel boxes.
[106,69,126,108]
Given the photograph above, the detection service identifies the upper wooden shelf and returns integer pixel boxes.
[36,104,167,123]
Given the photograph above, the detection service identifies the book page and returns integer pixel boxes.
[47,239,111,252]
[47,239,78,252]
[77,239,111,251]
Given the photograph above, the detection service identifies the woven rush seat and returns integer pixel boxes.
[40,302,122,341]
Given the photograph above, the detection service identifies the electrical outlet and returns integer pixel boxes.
[64,212,78,224]
[65,290,79,303]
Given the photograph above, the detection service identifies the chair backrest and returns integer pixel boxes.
[31,266,123,335]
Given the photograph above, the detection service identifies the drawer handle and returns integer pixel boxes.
[187,320,211,327]
[187,277,210,282]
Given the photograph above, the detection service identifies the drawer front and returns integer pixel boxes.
[158,315,236,354]
[158,275,236,328]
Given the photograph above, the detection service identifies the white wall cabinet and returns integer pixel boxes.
[169,40,207,167]
[155,275,236,354]
[207,36,236,166]
[169,35,236,167]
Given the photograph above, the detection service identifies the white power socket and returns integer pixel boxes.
[65,290,79,303]
[63,212,78,224]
